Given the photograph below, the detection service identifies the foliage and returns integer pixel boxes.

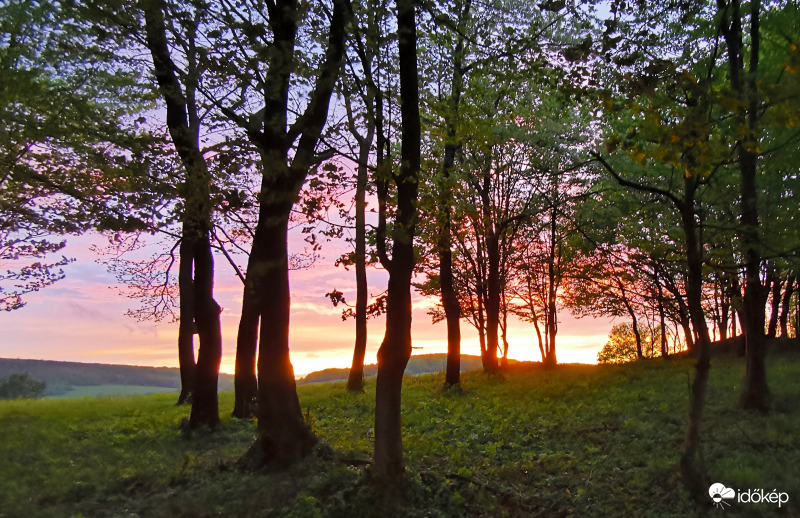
[0,373,46,400]
[0,0,162,310]
[3,354,800,516]
[597,322,644,364]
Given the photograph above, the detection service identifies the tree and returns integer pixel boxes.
[141,0,223,426]
[597,323,641,364]
[1,0,154,312]
[372,0,420,484]
[335,0,389,393]
[201,0,350,466]
[429,0,473,387]
[0,373,46,400]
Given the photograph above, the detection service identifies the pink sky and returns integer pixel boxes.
[0,233,613,378]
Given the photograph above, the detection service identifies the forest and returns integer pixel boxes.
[1,0,799,515]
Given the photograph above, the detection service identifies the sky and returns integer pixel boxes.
[0,231,614,378]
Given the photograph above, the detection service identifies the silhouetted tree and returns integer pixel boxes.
[372,0,420,484]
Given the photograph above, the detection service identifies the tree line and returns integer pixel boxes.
[2,0,799,496]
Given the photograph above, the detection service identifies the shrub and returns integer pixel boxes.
[0,372,46,399]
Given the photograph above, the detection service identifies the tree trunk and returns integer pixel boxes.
[532,313,546,363]
[484,231,501,372]
[679,185,714,494]
[373,262,414,481]
[372,0,419,484]
[440,177,462,387]
[720,283,729,341]
[544,210,558,368]
[658,282,669,358]
[663,277,694,353]
[767,272,782,338]
[719,0,769,411]
[188,234,222,430]
[440,0,469,388]
[236,0,346,465]
[618,280,643,359]
[347,135,371,392]
[177,235,196,405]
[232,286,259,418]
[500,302,509,367]
[681,314,695,353]
[244,209,317,466]
[142,0,221,426]
[779,274,795,337]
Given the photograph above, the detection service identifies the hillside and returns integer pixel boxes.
[2,352,798,516]
[298,353,490,385]
[0,354,489,397]
[0,358,234,396]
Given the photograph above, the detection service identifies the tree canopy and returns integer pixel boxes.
[3,0,800,503]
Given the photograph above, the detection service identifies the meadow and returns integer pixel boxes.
[1,353,799,517]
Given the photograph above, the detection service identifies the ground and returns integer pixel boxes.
[1,352,798,517]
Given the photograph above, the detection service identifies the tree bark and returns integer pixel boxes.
[347,132,372,392]
[677,179,714,494]
[544,207,558,368]
[232,286,258,418]
[372,0,419,485]
[189,235,223,429]
[439,0,469,389]
[767,270,782,338]
[248,208,317,466]
[779,274,795,337]
[484,230,501,372]
[659,298,668,358]
[177,235,196,405]
[439,152,462,386]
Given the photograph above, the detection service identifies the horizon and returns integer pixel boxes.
[0,350,597,381]
[0,233,612,378]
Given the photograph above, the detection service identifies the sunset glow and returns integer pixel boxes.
[1,234,610,378]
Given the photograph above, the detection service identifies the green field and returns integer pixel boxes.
[47,384,180,398]
[1,353,799,517]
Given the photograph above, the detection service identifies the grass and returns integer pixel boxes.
[1,353,799,517]
[47,384,180,398]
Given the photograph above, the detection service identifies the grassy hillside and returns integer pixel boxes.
[1,353,799,517]
[0,354,473,397]
[299,353,488,385]
[0,358,234,396]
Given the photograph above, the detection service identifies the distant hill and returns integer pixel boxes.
[0,358,234,397]
[0,353,502,397]
[298,353,494,385]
